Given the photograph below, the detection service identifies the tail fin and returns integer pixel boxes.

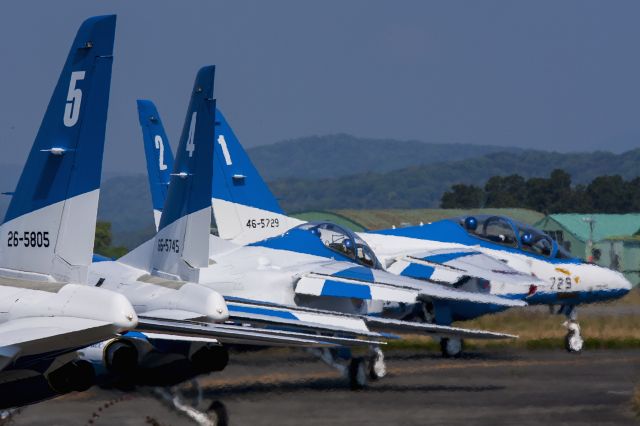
[0,15,116,283]
[212,109,302,244]
[151,66,216,281]
[137,100,175,230]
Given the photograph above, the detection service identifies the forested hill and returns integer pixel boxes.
[246,134,522,180]
[270,148,640,212]
[1,138,640,248]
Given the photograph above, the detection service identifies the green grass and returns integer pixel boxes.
[383,288,640,351]
[386,336,640,351]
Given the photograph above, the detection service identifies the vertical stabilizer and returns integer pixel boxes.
[137,100,175,230]
[151,66,216,281]
[0,15,116,283]
[211,110,302,244]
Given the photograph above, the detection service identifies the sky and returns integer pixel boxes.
[1,1,640,175]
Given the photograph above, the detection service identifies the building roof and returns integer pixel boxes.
[294,208,544,231]
[535,214,640,243]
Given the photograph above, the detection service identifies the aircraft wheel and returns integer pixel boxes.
[208,400,229,426]
[440,338,463,358]
[348,358,367,390]
[368,348,386,381]
[565,331,584,353]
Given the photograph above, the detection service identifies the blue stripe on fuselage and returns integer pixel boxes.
[370,220,582,265]
[399,262,435,280]
[228,304,298,320]
[423,251,475,263]
[527,288,630,305]
[332,266,374,281]
[321,280,372,299]
[251,228,354,262]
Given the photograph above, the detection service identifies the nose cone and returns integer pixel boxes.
[613,272,633,295]
[594,268,632,301]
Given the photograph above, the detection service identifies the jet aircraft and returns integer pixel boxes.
[0,15,140,408]
[1,16,355,410]
[141,105,631,356]
[131,97,525,388]
[83,66,392,392]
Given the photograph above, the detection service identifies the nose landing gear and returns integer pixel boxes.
[563,320,583,353]
[560,305,583,353]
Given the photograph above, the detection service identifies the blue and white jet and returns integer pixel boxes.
[0,15,364,411]
[84,66,394,392]
[142,106,631,356]
[0,15,140,408]
[132,97,527,388]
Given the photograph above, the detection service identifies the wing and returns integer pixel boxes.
[222,297,514,342]
[386,248,543,287]
[223,297,383,338]
[0,317,116,371]
[364,316,517,340]
[136,316,383,348]
[294,262,527,307]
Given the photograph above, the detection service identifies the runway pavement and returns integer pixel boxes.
[10,348,640,425]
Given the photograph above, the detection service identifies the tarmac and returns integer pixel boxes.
[9,348,640,426]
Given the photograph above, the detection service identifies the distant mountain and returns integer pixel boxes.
[270,148,640,212]
[4,137,640,249]
[246,134,522,180]
[97,174,156,248]
[96,146,640,247]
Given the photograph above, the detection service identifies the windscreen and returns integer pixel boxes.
[297,222,382,268]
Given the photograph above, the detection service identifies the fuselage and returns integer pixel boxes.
[362,217,632,310]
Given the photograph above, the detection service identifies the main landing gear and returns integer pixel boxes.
[348,347,387,390]
[313,346,387,390]
[440,338,464,358]
[411,303,464,359]
[152,380,229,425]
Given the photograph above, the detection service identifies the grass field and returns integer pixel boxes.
[387,288,640,351]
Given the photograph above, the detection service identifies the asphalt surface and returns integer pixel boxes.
[10,348,640,425]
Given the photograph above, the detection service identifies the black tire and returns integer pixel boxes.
[348,358,366,390]
[440,338,463,358]
[208,400,229,426]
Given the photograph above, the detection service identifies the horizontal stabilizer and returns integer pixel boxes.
[0,316,116,369]
[364,316,518,340]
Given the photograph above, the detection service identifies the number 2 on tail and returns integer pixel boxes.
[155,135,167,170]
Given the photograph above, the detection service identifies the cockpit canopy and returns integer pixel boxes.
[296,222,382,269]
[455,215,575,260]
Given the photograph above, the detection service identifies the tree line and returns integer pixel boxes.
[441,169,640,213]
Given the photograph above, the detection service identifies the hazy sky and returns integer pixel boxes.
[1,1,640,175]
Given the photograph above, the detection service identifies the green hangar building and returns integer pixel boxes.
[535,214,640,286]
